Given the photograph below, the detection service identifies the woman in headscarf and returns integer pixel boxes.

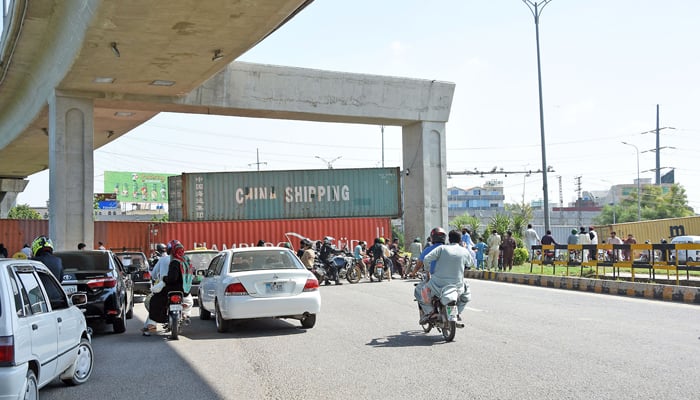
[145,240,192,335]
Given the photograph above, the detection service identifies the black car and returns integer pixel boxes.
[115,251,152,295]
[54,250,134,333]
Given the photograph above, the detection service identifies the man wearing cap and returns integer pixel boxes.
[567,229,579,262]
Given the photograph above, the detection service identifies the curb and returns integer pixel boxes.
[464,270,700,305]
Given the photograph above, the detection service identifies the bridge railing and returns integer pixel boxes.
[528,242,700,285]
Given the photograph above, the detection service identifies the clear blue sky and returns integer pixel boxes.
[17,0,700,211]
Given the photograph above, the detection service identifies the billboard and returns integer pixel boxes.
[169,167,402,221]
[104,171,175,204]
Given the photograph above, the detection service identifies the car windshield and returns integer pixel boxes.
[230,250,303,272]
[56,252,112,272]
[187,252,218,271]
[116,253,148,270]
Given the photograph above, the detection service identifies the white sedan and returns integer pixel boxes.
[0,259,93,398]
[198,247,321,332]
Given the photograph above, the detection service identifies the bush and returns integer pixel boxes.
[514,248,529,265]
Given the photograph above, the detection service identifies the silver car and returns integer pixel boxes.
[0,259,93,398]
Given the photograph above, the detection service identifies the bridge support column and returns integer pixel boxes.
[48,93,94,251]
[0,178,29,217]
[402,121,448,246]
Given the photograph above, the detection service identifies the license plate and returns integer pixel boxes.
[63,285,77,294]
[169,304,182,311]
[446,306,458,322]
[266,282,285,293]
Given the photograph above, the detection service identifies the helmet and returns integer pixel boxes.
[156,243,166,253]
[379,238,385,244]
[31,235,54,256]
[323,236,332,245]
[166,241,174,255]
[414,237,421,242]
[430,227,447,244]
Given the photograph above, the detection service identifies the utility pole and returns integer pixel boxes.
[523,0,553,231]
[557,175,563,224]
[381,125,385,168]
[248,148,267,171]
[640,105,675,185]
[575,176,582,226]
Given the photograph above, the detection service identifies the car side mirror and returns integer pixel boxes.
[70,293,88,306]
[197,270,206,276]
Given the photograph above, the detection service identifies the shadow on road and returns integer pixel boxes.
[366,329,452,347]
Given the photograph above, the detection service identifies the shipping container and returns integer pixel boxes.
[595,216,700,244]
[0,218,390,257]
[168,167,401,221]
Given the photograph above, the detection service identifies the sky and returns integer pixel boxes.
[16,0,700,212]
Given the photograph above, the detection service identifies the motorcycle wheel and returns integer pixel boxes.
[418,305,432,333]
[346,266,360,283]
[168,312,180,340]
[377,269,383,282]
[440,306,456,342]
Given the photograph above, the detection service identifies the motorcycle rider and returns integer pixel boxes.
[143,240,194,336]
[353,241,368,278]
[31,235,64,282]
[319,236,343,285]
[410,227,447,278]
[416,229,473,324]
[300,239,316,270]
[149,243,167,269]
[367,238,388,282]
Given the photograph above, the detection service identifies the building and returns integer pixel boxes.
[447,180,505,223]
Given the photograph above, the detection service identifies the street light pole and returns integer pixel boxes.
[621,141,641,221]
[315,155,342,169]
[523,0,553,231]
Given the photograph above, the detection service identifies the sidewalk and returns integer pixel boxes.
[464,269,700,305]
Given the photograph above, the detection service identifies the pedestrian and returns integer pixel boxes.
[98,241,106,250]
[524,224,540,261]
[256,240,266,247]
[77,242,86,250]
[486,230,501,270]
[623,233,636,261]
[461,228,474,248]
[607,231,623,261]
[300,239,315,269]
[578,227,591,261]
[474,237,487,270]
[567,229,579,262]
[0,243,7,258]
[353,241,368,277]
[589,226,599,260]
[501,230,517,271]
[408,237,423,265]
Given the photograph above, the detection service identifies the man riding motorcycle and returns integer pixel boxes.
[368,237,390,282]
[319,236,344,285]
[415,229,472,324]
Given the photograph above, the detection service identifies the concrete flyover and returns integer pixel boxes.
[0,0,455,249]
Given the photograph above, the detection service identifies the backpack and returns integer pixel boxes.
[178,256,195,294]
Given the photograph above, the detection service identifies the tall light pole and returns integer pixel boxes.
[621,141,641,221]
[523,0,553,231]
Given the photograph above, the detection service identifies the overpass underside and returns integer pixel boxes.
[0,1,455,249]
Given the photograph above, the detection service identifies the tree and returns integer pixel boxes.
[450,214,483,239]
[7,204,42,220]
[594,183,694,225]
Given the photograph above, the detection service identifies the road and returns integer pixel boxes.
[41,278,700,400]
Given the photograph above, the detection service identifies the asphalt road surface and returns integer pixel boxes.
[40,278,700,400]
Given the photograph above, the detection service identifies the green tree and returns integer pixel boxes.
[450,214,483,239]
[487,213,511,237]
[594,184,694,224]
[7,204,42,219]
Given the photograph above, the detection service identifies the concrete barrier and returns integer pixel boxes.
[464,270,700,305]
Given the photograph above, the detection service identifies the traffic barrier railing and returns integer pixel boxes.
[528,242,700,285]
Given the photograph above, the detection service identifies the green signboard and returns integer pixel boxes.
[104,171,174,203]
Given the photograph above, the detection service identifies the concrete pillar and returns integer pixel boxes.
[48,93,94,251]
[402,121,448,245]
[0,178,29,217]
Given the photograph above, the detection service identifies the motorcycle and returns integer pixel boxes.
[372,257,386,282]
[342,254,366,284]
[331,253,354,282]
[311,261,329,285]
[415,278,465,342]
[166,291,188,340]
[391,250,410,278]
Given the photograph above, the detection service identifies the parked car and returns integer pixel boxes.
[184,248,220,296]
[198,247,321,332]
[54,250,134,333]
[115,251,152,295]
[669,235,700,263]
[0,259,94,398]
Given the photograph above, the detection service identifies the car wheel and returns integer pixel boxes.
[112,306,127,334]
[62,338,93,385]
[301,314,316,329]
[125,297,134,319]
[23,369,38,400]
[215,302,228,333]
